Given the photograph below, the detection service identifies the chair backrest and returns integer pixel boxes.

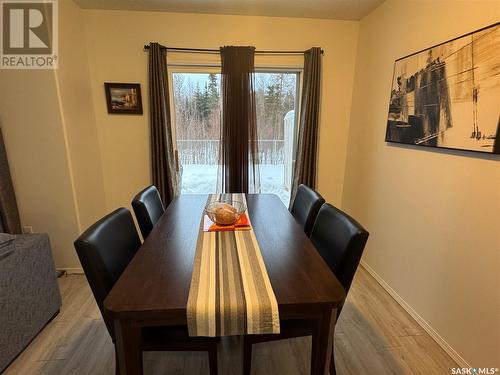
[310,204,369,294]
[74,208,141,339]
[131,185,165,239]
[290,184,325,237]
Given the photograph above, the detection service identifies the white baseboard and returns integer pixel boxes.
[360,260,469,368]
[56,267,84,275]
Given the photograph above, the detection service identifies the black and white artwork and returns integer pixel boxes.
[386,23,499,154]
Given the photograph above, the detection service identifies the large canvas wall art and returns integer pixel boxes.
[385,23,499,154]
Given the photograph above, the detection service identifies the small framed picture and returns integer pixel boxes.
[104,83,143,114]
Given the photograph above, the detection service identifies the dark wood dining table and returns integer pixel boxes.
[104,194,346,375]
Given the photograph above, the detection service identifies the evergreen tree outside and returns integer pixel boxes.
[172,71,297,164]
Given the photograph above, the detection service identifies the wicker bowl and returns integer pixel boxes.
[205,199,246,225]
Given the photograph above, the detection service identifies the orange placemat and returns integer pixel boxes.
[203,212,251,232]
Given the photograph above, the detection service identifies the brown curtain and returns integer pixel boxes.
[218,46,260,194]
[493,117,499,154]
[0,127,21,234]
[148,43,179,205]
[290,47,322,205]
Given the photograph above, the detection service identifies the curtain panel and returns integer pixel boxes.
[290,47,322,205]
[148,42,179,205]
[0,127,21,234]
[218,46,260,194]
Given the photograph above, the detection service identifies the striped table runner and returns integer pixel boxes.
[187,193,280,337]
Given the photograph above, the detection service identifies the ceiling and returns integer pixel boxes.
[73,0,385,20]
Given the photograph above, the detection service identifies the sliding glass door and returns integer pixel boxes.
[170,67,300,206]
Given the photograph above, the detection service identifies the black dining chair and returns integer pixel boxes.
[131,185,165,239]
[74,208,217,375]
[290,184,325,237]
[243,203,369,375]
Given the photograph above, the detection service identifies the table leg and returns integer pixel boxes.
[114,319,143,375]
[312,308,337,375]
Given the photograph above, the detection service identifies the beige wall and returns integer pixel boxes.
[0,0,105,269]
[0,67,82,268]
[82,10,360,210]
[56,0,107,231]
[343,0,500,366]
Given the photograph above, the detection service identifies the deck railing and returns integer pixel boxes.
[177,110,296,168]
[176,139,286,165]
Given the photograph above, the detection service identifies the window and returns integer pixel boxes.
[170,68,300,206]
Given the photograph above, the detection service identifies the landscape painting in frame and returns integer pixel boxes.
[104,83,143,114]
[386,23,500,154]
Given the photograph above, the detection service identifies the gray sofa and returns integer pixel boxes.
[0,233,61,373]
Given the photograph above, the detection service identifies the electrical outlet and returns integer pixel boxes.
[22,225,33,234]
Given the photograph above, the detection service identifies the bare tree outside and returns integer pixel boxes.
[172,71,298,205]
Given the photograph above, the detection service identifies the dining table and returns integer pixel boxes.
[104,194,346,375]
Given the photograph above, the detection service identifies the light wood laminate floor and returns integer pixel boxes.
[4,266,457,374]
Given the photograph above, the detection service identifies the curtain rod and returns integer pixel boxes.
[143,44,324,55]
